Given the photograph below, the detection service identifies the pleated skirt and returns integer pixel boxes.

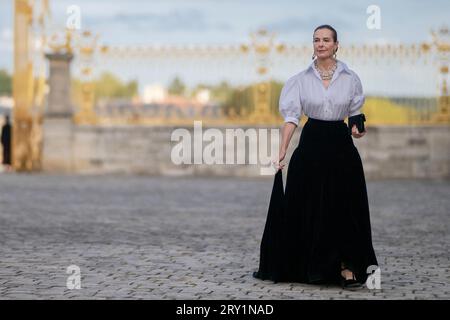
[254,116,378,285]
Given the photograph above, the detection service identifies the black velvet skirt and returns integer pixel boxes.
[254,116,378,285]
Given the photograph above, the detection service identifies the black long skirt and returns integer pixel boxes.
[254,116,378,285]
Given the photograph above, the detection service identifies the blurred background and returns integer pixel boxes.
[0,0,449,178]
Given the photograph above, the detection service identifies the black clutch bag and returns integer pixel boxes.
[348,113,366,135]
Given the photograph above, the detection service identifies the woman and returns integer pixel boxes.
[1,115,12,171]
[253,25,378,288]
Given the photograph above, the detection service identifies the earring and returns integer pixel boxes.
[333,49,337,59]
[312,53,315,60]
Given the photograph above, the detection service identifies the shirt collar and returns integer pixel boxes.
[306,59,351,76]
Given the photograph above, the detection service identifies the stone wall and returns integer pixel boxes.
[41,122,450,180]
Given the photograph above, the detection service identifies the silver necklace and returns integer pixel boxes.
[314,59,337,80]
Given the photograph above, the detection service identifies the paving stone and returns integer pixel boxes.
[0,173,448,299]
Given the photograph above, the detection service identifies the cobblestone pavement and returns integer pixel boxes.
[0,172,448,300]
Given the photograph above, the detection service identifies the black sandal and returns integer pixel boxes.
[340,265,362,289]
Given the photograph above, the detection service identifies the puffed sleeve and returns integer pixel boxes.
[279,76,302,126]
[348,72,365,117]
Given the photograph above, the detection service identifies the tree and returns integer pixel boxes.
[269,80,284,115]
[0,69,12,96]
[71,72,139,108]
[168,76,186,96]
[94,72,138,98]
[208,80,232,105]
[222,84,252,116]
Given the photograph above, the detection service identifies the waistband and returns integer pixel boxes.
[307,117,345,124]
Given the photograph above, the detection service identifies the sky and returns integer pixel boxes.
[0,0,449,96]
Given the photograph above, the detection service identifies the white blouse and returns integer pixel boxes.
[279,59,365,126]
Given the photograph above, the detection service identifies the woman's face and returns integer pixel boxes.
[313,28,338,60]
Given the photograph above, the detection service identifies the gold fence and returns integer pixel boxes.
[67,27,450,127]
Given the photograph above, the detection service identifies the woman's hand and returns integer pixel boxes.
[351,124,366,138]
[273,148,287,170]
[275,121,296,171]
